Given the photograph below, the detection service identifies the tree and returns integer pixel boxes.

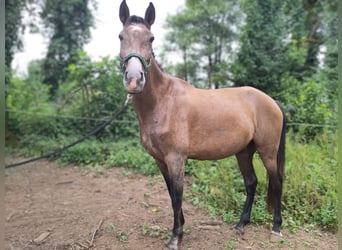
[40,0,96,98]
[5,0,26,143]
[231,0,288,95]
[319,0,338,102]
[5,0,24,84]
[5,0,41,86]
[164,0,242,88]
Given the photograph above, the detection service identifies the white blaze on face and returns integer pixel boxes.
[130,25,142,31]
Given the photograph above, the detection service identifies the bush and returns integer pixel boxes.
[59,51,139,138]
[6,69,59,138]
[6,53,139,144]
[104,139,158,175]
[279,76,337,140]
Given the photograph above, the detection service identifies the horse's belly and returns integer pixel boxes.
[188,130,252,160]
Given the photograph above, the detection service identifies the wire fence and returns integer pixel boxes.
[6,109,138,124]
[6,109,337,129]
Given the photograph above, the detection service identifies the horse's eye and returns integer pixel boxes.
[149,36,154,43]
[119,34,123,41]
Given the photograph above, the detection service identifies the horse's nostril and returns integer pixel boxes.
[140,72,144,81]
[125,71,128,80]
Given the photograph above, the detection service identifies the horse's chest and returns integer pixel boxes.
[139,122,168,158]
[139,116,184,159]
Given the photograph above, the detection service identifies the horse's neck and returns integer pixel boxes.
[132,58,168,115]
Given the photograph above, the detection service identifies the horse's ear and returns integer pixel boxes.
[144,2,155,27]
[119,0,130,25]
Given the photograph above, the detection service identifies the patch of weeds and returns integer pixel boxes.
[275,238,286,248]
[108,223,115,232]
[183,191,191,200]
[81,168,90,176]
[251,223,263,233]
[108,223,128,243]
[116,230,128,242]
[304,240,313,247]
[142,201,151,208]
[183,226,190,234]
[164,232,172,242]
[122,169,133,176]
[142,222,168,238]
[225,238,240,249]
[147,176,155,186]
[192,196,200,207]
[94,165,104,175]
[222,211,236,223]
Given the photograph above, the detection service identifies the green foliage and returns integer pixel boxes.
[59,51,138,138]
[6,63,59,138]
[282,130,337,229]
[104,140,158,175]
[109,223,129,243]
[189,159,245,221]
[57,136,107,165]
[188,156,271,224]
[142,223,168,238]
[6,52,138,141]
[279,73,336,139]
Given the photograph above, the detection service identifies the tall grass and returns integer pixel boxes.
[189,129,337,231]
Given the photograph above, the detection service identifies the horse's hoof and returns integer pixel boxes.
[271,230,283,237]
[233,225,244,235]
[166,236,179,250]
[270,230,283,243]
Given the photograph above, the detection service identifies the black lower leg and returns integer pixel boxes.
[166,176,185,250]
[163,176,185,236]
[235,177,257,232]
[271,181,282,233]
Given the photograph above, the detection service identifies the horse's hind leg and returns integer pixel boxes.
[261,155,283,235]
[234,143,257,234]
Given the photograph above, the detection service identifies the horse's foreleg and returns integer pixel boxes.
[235,146,257,234]
[167,177,184,250]
[156,158,185,250]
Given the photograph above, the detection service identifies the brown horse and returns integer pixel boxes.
[118,1,286,249]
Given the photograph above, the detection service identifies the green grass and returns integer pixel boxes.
[6,129,337,231]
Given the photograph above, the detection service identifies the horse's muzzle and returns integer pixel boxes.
[123,57,146,94]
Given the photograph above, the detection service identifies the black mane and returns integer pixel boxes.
[125,15,151,29]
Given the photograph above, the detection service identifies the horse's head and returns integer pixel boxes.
[119,0,155,94]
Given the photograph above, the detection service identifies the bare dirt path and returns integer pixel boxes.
[5,158,338,250]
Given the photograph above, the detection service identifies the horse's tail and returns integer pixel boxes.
[267,104,286,210]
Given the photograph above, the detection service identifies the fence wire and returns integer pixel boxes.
[6,109,337,129]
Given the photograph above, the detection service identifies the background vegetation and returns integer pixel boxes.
[5,0,337,231]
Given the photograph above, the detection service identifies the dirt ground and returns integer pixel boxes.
[5,158,338,250]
